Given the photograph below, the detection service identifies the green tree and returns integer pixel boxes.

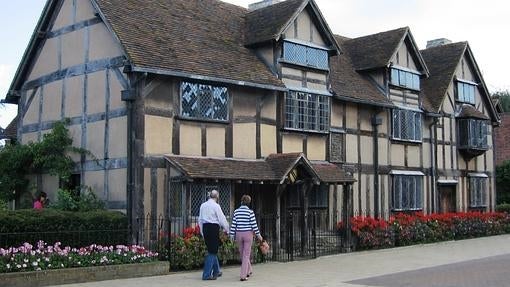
[493,90,510,112]
[0,120,91,202]
[496,160,510,204]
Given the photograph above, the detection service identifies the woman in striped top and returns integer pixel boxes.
[230,195,263,281]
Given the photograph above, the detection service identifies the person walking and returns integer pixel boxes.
[198,189,229,280]
[230,195,263,282]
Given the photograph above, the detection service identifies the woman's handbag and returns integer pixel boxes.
[258,240,270,255]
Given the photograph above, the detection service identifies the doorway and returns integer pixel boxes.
[439,185,456,213]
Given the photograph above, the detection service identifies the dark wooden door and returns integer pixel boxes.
[439,185,456,213]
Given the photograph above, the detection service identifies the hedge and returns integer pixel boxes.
[340,212,510,250]
[496,204,510,213]
[0,209,128,248]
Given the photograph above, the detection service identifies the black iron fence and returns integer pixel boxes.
[1,210,351,270]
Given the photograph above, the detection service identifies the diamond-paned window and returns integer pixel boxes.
[392,175,423,211]
[283,41,329,70]
[392,109,422,142]
[285,91,330,132]
[189,182,231,217]
[180,82,229,121]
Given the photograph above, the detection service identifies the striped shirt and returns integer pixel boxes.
[229,205,260,237]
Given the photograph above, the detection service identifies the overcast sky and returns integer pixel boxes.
[1,0,509,129]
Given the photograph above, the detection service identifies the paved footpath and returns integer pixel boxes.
[53,235,510,287]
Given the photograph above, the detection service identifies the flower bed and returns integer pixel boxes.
[340,212,510,250]
[160,225,262,270]
[0,241,158,273]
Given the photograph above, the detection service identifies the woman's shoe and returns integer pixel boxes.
[240,278,248,281]
[247,272,252,277]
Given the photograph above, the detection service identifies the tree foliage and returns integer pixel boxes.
[493,90,510,113]
[0,120,90,202]
[496,160,510,204]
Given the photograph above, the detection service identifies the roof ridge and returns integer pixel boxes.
[345,26,408,43]
[421,41,467,52]
[245,0,306,15]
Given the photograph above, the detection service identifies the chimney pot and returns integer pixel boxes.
[426,38,452,48]
[248,0,283,11]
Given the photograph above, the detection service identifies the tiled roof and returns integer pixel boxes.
[244,0,306,46]
[420,42,467,113]
[457,104,490,120]
[341,27,408,71]
[164,153,354,183]
[95,0,284,89]
[331,35,393,107]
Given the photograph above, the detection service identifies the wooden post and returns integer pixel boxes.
[301,181,313,255]
[342,183,353,252]
[275,184,286,249]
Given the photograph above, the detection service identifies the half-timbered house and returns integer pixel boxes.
[4,0,499,251]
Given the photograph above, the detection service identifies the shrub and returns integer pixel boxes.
[50,187,105,212]
[161,225,261,270]
[496,160,510,204]
[0,209,128,248]
[341,212,510,250]
[496,204,510,213]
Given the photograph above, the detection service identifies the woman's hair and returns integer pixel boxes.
[37,192,47,201]
[241,195,251,205]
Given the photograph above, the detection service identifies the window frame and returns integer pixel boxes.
[179,81,230,123]
[469,176,487,208]
[456,80,477,105]
[391,108,423,143]
[284,91,330,133]
[390,67,421,91]
[457,118,489,150]
[282,40,330,70]
[392,174,423,211]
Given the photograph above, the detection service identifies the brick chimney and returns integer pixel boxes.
[426,38,452,49]
[248,0,283,11]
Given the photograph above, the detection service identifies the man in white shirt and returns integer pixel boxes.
[198,189,229,280]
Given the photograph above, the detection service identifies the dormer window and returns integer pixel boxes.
[390,67,420,91]
[456,80,476,104]
[283,40,329,70]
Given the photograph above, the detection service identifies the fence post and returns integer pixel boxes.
[312,211,317,259]
[167,216,172,272]
[342,184,353,252]
[288,211,294,261]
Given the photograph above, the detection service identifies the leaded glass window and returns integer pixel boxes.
[469,177,487,207]
[390,68,420,90]
[457,119,488,150]
[392,175,423,210]
[457,82,476,104]
[283,41,329,70]
[189,182,231,217]
[285,91,330,132]
[392,109,422,142]
[180,82,229,121]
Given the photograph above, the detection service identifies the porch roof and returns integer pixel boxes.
[164,153,354,184]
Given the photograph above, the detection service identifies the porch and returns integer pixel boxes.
[163,153,355,261]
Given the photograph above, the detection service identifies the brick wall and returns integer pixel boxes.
[494,113,510,166]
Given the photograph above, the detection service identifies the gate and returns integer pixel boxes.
[258,209,345,262]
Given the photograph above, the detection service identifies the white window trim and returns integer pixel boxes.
[456,78,479,86]
[390,64,422,75]
[284,38,330,50]
[393,104,423,113]
[390,170,425,176]
[289,87,332,97]
[437,179,459,184]
[468,173,488,178]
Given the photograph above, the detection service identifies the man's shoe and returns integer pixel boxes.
[216,272,222,277]
[204,276,217,280]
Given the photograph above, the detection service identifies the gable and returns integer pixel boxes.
[283,7,327,47]
[391,37,423,73]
